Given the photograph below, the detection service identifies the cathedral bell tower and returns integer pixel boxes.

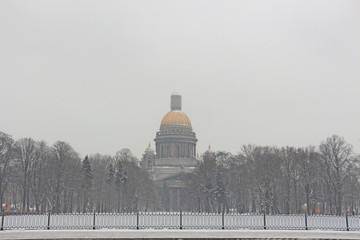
[141,143,155,170]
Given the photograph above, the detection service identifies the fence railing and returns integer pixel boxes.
[1,212,359,231]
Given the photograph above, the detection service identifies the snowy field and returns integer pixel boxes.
[1,229,360,240]
[1,212,360,231]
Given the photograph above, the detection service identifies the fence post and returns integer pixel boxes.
[180,211,182,230]
[47,212,51,230]
[1,213,4,231]
[346,213,349,231]
[136,212,139,230]
[93,212,96,230]
[263,213,266,230]
[304,213,308,230]
[222,211,225,230]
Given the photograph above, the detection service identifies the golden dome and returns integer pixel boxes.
[145,143,153,151]
[160,110,192,127]
[206,145,214,153]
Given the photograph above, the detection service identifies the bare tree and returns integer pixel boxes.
[320,135,356,215]
[279,147,298,214]
[115,148,138,163]
[89,154,113,212]
[0,132,14,209]
[50,141,81,213]
[2,131,359,215]
[297,146,322,214]
[13,138,37,211]
[30,141,51,212]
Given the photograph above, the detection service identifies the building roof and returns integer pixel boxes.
[160,110,192,127]
[145,143,154,152]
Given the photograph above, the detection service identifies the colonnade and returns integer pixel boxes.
[169,188,182,211]
[157,142,196,159]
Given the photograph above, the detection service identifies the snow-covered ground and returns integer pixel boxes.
[1,229,360,240]
[2,213,360,231]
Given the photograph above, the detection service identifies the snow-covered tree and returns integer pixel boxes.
[81,155,92,212]
[214,165,226,213]
[105,163,115,211]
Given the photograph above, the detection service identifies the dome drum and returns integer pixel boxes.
[155,134,197,143]
[155,126,197,159]
[158,125,195,137]
[155,141,196,159]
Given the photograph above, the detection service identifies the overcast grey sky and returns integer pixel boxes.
[1,0,359,158]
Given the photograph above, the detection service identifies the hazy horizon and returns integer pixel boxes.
[1,0,359,158]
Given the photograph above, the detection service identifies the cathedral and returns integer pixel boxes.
[140,93,198,211]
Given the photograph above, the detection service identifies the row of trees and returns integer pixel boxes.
[1,131,359,215]
[0,132,156,213]
[185,135,360,215]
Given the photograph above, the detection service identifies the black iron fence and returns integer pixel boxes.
[1,212,359,231]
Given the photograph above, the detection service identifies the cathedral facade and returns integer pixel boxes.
[141,93,198,211]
